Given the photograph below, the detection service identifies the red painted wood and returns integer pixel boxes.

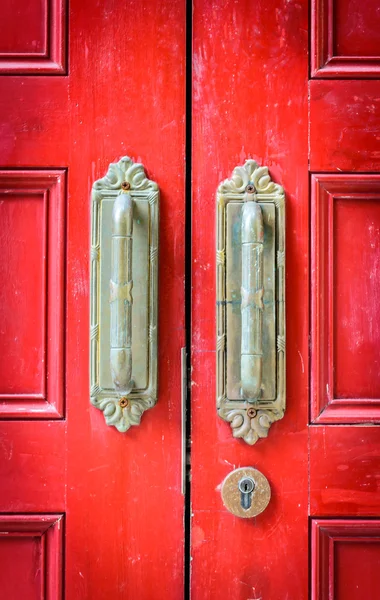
[0,422,66,511]
[0,514,63,600]
[0,1,186,598]
[334,0,380,57]
[0,171,65,418]
[1,0,380,596]
[311,0,380,77]
[0,193,46,397]
[0,0,66,74]
[312,520,380,600]
[192,0,380,598]
[1,0,47,54]
[311,174,380,423]
[310,427,380,516]
[191,0,309,598]
[310,80,380,172]
[309,1,380,594]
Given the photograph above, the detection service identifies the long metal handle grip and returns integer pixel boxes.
[241,191,264,400]
[110,189,134,396]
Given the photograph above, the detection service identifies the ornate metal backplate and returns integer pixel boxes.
[217,160,285,445]
[90,156,159,432]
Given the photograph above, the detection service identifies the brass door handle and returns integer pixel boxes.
[90,156,159,432]
[216,160,286,445]
[110,187,134,396]
[241,188,264,400]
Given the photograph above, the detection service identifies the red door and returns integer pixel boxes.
[191,1,380,599]
[0,1,186,599]
[1,0,380,599]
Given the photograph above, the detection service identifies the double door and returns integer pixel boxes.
[0,0,380,598]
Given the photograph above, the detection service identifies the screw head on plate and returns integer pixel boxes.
[119,397,129,409]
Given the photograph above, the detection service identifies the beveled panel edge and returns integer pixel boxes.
[0,169,66,419]
[90,156,159,432]
[0,513,64,599]
[310,0,380,79]
[0,0,67,75]
[311,518,380,600]
[216,160,285,445]
[310,173,380,424]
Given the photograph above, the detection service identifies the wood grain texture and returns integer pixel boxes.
[191,0,309,597]
[0,0,186,598]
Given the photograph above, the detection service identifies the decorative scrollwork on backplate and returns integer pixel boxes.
[90,395,155,433]
[218,159,283,196]
[93,156,158,195]
[219,406,282,446]
[216,160,286,445]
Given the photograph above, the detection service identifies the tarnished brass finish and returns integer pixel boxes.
[217,160,285,445]
[90,157,159,432]
[241,190,264,400]
[110,189,134,396]
[221,467,271,518]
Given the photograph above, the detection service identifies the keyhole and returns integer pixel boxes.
[238,476,255,510]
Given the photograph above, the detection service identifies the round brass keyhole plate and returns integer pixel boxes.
[221,466,271,518]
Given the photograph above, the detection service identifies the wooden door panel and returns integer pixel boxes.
[312,520,380,599]
[65,2,186,596]
[0,170,65,418]
[0,422,66,511]
[309,0,380,596]
[0,514,64,600]
[309,81,380,172]
[192,0,380,597]
[0,0,66,74]
[310,427,380,517]
[311,174,380,423]
[0,79,70,166]
[311,0,380,77]
[0,0,186,597]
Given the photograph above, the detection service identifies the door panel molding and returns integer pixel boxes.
[311,174,380,424]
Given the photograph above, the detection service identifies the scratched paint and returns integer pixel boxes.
[191,0,309,597]
[0,0,186,598]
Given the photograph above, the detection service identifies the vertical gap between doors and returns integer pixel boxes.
[184,0,193,598]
